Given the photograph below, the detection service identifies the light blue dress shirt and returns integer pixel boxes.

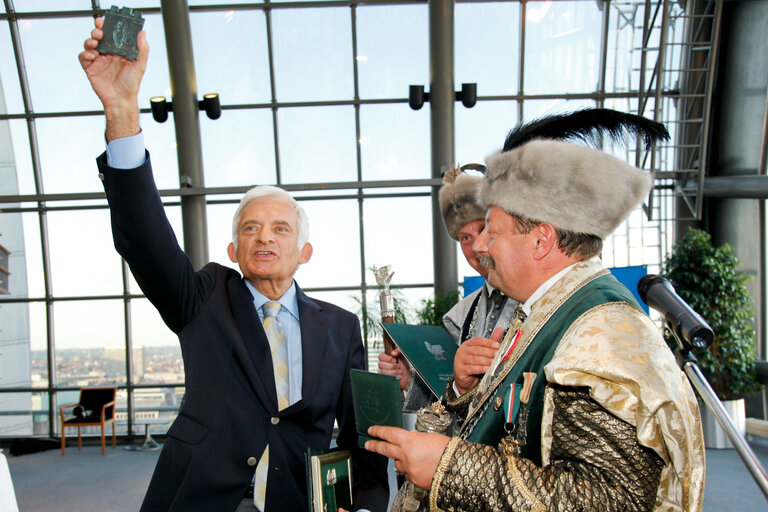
[244,280,304,405]
[106,131,145,168]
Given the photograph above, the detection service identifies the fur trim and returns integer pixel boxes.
[439,173,486,240]
[480,140,652,239]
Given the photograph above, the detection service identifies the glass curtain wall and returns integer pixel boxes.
[0,0,680,439]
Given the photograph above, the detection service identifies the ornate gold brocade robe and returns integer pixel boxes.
[435,257,705,512]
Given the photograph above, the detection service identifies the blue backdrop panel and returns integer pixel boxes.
[463,275,485,297]
[608,264,649,314]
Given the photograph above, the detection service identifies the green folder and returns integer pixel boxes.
[381,323,458,398]
[305,447,352,512]
[349,369,403,447]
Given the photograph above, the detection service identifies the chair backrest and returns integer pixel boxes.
[79,387,117,419]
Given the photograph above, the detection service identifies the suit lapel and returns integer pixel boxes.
[287,286,328,415]
[227,278,278,411]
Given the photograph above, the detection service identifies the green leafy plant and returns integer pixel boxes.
[661,228,761,400]
[416,290,460,326]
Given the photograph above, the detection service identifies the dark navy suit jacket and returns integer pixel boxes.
[97,152,389,512]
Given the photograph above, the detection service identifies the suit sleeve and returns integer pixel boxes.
[97,152,211,332]
[334,313,390,512]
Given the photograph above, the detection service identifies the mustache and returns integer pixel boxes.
[480,255,495,269]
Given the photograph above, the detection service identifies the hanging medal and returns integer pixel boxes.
[514,372,537,455]
[499,382,521,456]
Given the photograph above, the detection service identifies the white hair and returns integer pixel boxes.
[231,186,310,250]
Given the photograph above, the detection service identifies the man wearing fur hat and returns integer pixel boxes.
[378,165,519,411]
[365,109,705,512]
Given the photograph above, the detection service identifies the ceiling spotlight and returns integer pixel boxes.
[150,96,170,123]
[200,93,221,120]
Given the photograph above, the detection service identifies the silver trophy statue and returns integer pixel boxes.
[373,265,396,354]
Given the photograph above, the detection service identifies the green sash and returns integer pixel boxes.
[463,272,641,466]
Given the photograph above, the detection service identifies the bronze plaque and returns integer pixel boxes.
[96,5,145,61]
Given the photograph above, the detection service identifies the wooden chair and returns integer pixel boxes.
[59,387,117,456]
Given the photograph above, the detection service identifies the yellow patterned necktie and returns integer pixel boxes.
[254,301,290,511]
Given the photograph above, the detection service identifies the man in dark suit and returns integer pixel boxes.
[79,17,388,512]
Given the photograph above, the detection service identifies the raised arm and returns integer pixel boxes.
[78,16,148,141]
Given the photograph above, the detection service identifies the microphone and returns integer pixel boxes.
[637,274,713,351]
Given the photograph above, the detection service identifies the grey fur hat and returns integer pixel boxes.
[439,165,487,240]
[478,109,668,240]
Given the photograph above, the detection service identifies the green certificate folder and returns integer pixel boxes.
[349,369,403,447]
[381,323,458,398]
[305,448,352,512]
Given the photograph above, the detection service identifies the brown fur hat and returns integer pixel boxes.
[439,166,487,240]
[480,140,652,240]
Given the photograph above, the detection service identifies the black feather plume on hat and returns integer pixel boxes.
[501,108,670,153]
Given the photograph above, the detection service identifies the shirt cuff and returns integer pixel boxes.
[106,131,146,169]
[452,381,463,397]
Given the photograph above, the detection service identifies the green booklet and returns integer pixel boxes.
[381,323,458,398]
[349,369,403,447]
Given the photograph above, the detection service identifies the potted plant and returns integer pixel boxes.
[416,290,460,326]
[661,228,762,447]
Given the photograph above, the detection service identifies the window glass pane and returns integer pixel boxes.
[191,10,271,105]
[6,119,35,196]
[356,4,427,100]
[0,391,48,437]
[605,2,645,94]
[37,117,115,194]
[0,25,24,115]
[524,1,602,94]
[456,2,520,97]
[17,14,168,114]
[130,299,182,385]
[0,302,30,389]
[277,106,357,184]
[53,299,127,387]
[201,109,277,188]
[22,211,45,298]
[29,302,48,388]
[297,199,360,288]
[141,112,181,190]
[522,98,596,122]
[128,386,182,433]
[456,100,518,165]
[47,209,123,296]
[307,290,362,325]
[360,103,429,181]
[109,1,161,8]
[271,8,353,102]
[207,202,240,271]
[363,197,432,286]
[190,0,258,5]
[15,1,90,11]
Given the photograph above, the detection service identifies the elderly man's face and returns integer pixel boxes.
[474,206,536,302]
[458,219,487,277]
[227,197,311,297]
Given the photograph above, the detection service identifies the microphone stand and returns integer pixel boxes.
[670,331,768,500]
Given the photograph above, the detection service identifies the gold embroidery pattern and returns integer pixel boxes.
[429,436,461,512]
